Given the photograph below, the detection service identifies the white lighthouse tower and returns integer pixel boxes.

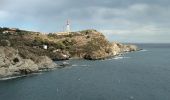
[66,20,71,32]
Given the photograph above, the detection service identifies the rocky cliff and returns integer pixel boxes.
[0,27,140,78]
[0,46,57,78]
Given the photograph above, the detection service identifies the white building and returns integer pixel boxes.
[43,45,48,50]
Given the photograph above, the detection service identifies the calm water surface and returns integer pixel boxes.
[0,44,170,100]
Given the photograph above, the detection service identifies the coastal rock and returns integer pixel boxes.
[110,42,121,55]
[17,59,39,74]
[0,68,13,78]
[36,56,57,70]
[0,46,57,78]
[51,52,69,60]
[126,45,138,51]
[119,44,138,52]
[84,50,110,60]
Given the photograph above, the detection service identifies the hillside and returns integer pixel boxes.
[0,27,140,78]
[0,27,139,60]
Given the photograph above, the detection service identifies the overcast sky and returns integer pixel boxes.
[0,0,170,43]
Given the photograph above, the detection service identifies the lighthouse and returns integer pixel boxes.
[66,20,71,32]
[56,20,72,35]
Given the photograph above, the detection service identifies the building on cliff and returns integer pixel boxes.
[43,45,48,50]
[2,28,19,34]
[55,20,71,36]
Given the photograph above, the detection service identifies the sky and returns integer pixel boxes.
[0,0,170,43]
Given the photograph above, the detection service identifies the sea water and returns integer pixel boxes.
[0,44,170,100]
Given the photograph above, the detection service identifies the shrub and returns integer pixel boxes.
[54,42,66,50]
[0,40,11,46]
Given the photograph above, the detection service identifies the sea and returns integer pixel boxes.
[0,44,170,100]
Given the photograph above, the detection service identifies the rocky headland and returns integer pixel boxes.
[0,27,140,78]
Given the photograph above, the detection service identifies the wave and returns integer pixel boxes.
[113,56,130,60]
[101,56,130,61]
[0,73,42,81]
[139,49,148,52]
[72,64,89,67]
[0,75,26,81]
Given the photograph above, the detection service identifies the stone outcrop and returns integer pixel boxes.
[83,42,139,60]
[36,56,57,70]
[0,46,57,78]
[73,30,140,60]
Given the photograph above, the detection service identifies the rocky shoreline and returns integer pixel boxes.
[0,46,57,78]
[0,28,140,79]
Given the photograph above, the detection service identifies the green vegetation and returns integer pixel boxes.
[85,37,110,52]
[79,29,97,35]
[54,41,66,50]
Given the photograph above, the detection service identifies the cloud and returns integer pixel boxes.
[100,25,170,43]
[0,0,170,43]
[0,11,9,19]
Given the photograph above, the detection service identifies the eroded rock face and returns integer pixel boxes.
[83,41,139,60]
[0,46,57,78]
[0,68,13,78]
[116,43,139,52]
[36,56,57,70]
[126,45,138,51]
[68,30,140,60]
[110,42,121,55]
[17,59,39,74]
[84,50,110,60]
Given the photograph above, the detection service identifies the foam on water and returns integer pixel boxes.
[140,49,148,52]
[0,75,26,81]
[0,73,42,81]
[102,56,130,61]
[113,56,130,60]
[72,64,89,67]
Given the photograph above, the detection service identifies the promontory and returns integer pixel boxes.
[0,27,140,78]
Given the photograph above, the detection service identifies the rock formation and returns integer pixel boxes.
[0,46,57,78]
